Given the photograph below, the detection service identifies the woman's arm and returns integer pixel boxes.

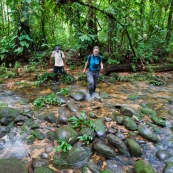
[83,61,89,73]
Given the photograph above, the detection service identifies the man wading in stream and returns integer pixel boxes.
[50,46,66,84]
[83,46,103,98]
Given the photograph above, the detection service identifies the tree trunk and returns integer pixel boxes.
[104,64,173,75]
[166,0,173,45]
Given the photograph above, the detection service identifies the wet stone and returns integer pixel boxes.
[94,119,106,137]
[134,160,156,173]
[54,125,78,144]
[107,134,130,157]
[27,135,35,145]
[45,143,54,153]
[163,162,173,173]
[41,152,49,159]
[0,139,6,149]
[45,113,57,123]
[69,91,86,101]
[156,150,172,161]
[53,146,92,169]
[33,158,49,168]
[123,116,138,131]
[47,131,56,141]
[114,116,123,125]
[31,130,45,140]
[120,105,137,117]
[115,132,126,140]
[0,126,10,138]
[58,106,71,123]
[138,125,159,142]
[105,118,112,122]
[66,101,80,112]
[127,138,142,157]
[14,115,28,123]
[93,141,117,159]
[55,94,68,104]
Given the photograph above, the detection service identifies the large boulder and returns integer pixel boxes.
[134,160,156,173]
[138,125,159,142]
[0,159,27,173]
[93,141,117,159]
[107,134,130,156]
[0,107,21,124]
[54,146,92,169]
[54,125,78,144]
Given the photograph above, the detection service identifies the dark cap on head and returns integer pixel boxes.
[55,46,60,50]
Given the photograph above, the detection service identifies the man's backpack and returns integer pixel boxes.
[87,54,101,69]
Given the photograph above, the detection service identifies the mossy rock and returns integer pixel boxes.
[34,167,55,173]
[0,107,21,120]
[27,135,35,144]
[31,130,45,140]
[123,116,137,131]
[94,119,106,137]
[54,146,92,169]
[135,160,156,173]
[0,159,28,173]
[114,116,123,125]
[138,125,159,142]
[54,125,78,144]
[140,108,157,117]
[126,138,142,157]
[151,116,166,127]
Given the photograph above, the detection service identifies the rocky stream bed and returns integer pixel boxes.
[0,77,173,173]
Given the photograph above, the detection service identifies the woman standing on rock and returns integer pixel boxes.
[83,46,104,98]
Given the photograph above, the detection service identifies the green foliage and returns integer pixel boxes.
[68,111,95,130]
[77,134,93,144]
[77,72,87,81]
[33,93,61,107]
[56,87,71,96]
[34,72,54,86]
[55,139,72,153]
[61,74,76,84]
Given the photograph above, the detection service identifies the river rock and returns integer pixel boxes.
[33,158,49,168]
[114,116,124,125]
[35,167,55,173]
[126,138,142,157]
[0,159,27,173]
[163,162,173,173]
[41,152,49,159]
[80,127,96,139]
[151,116,166,127]
[53,146,92,169]
[138,125,159,142]
[134,159,156,173]
[0,107,21,121]
[93,141,117,158]
[47,131,56,141]
[123,116,138,131]
[14,115,28,123]
[107,134,130,156]
[58,106,71,123]
[141,108,157,117]
[45,113,57,123]
[0,126,10,138]
[0,139,6,149]
[94,119,106,137]
[69,91,86,101]
[67,101,80,112]
[156,150,172,161]
[55,94,68,104]
[86,159,99,173]
[54,125,78,144]
[31,130,45,140]
[120,105,137,117]
[116,132,126,140]
[45,143,54,153]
